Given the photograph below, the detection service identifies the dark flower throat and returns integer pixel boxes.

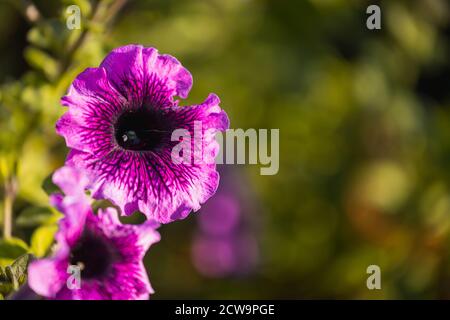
[114,108,173,151]
[70,231,117,279]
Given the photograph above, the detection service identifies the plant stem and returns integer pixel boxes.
[3,178,16,240]
[104,0,128,28]
[58,0,128,79]
[3,186,14,239]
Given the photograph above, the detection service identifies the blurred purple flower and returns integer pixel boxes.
[57,44,229,223]
[192,234,258,278]
[28,166,160,300]
[198,194,240,236]
[192,237,236,277]
[191,168,259,278]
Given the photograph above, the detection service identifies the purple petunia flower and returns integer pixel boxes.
[28,166,160,300]
[57,44,229,223]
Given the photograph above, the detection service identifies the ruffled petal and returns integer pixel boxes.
[50,166,91,246]
[58,67,126,154]
[28,255,69,298]
[100,45,192,106]
[142,47,193,99]
[52,165,90,196]
[93,207,160,256]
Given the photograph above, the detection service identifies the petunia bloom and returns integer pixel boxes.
[57,44,229,223]
[28,166,160,300]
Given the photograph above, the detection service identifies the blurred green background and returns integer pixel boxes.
[0,0,450,299]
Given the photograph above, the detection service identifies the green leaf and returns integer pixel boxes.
[27,20,68,51]
[0,238,29,267]
[31,225,57,257]
[0,254,33,296]
[16,206,55,227]
[9,254,32,289]
[92,199,115,211]
[0,281,12,296]
[0,266,7,282]
[41,173,61,196]
[27,27,50,49]
[24,47,59,80]
[5,266,18,290]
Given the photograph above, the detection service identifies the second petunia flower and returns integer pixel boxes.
[57,45,229,223]
[28,166,160,300]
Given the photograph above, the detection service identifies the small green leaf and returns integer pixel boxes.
[0,281,13,296]
[0,265,13,296]
[92,199,115,211]
[31,225,57,257]
[41,173,61,196]
[0,254,33,296]
[0,266,7,281]
[9,254,32,289]
[0,238,29,267]
[24,47,59,80]
[27,27,49,49]
[0,282,12,296]
[5,266,18,290]
[16,206,55,227]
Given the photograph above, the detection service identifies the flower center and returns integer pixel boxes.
[70,231,117,279]
[114,108,172,151]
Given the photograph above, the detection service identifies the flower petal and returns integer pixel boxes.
[52,165,90,196]
[100,45,192,106]
[50,167,91,246]
[58,67,126,154]
[28,256,68,298]
[142,47,193,99]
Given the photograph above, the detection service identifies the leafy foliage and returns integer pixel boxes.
[30,225,57,258]
[0,238,29,267]
[0,254,33,298]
